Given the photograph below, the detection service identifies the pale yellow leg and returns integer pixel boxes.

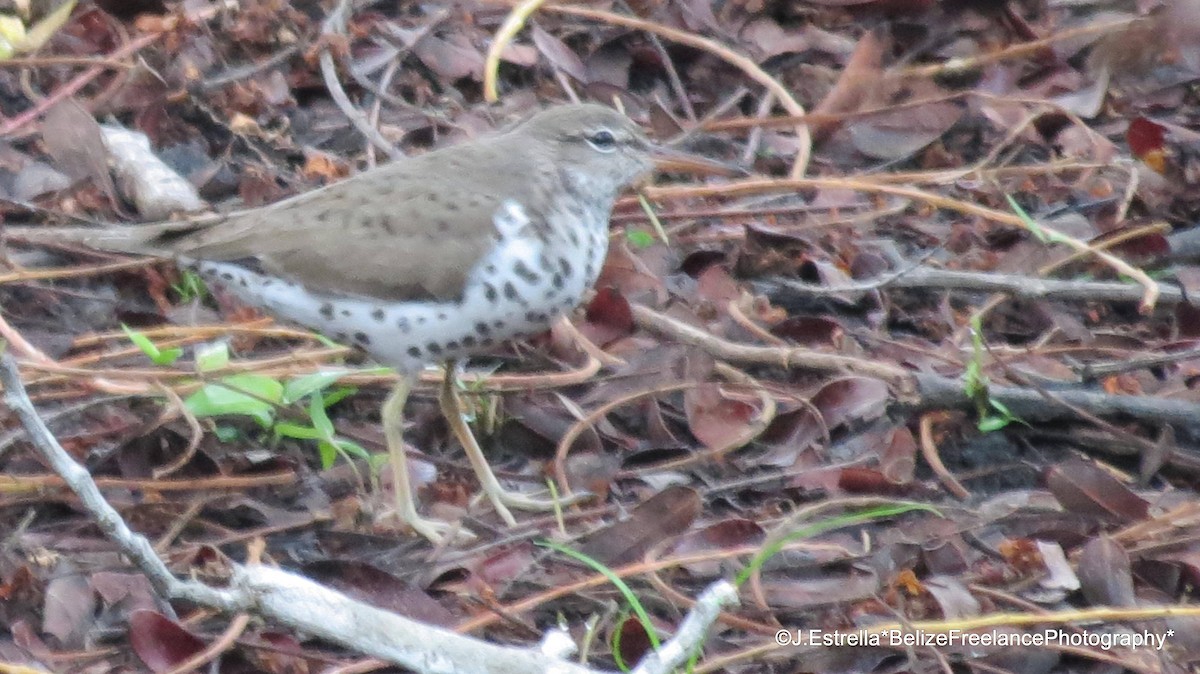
[382,376,461,543]
[438,360,578,524]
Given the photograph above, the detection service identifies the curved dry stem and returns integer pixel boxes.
[553,381,698,499]
[645,177,1160,312]
[487,0,811,177]
[918,412,969,500]
[956,219,1170,346]
[483,0,548,102]
[631,303,910,382]
[894,16,1136,81]
[623,362,777,477]
[150,382,204,479]
[320,0,402,158]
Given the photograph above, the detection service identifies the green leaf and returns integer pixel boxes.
[321,386,356,407]
[307,394,335,436]
[283,370,351,404]
[273,422,322,441]
[978,415,1010,432]
[609,608,633,672]
[121,324,182,366]
[1006,194,1067,245]
[1006,194,1047,242]
[194,341,230,373]
[17,0,76,54]
[963,360,982,396]
[333,438,369,460]
[988,399,1029,428]
[311,333,343,348]
[213,425,240,442]
[184,374,283,427]
[538,540,662,650]
[0,16,23,59]
[171,269,209,302]
[625,229,655,249]
[317,440,338,469]
[735,504,939,587]
[367,452,390,476]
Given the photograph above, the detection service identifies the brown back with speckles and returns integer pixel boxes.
[7,104,652,303]
[161,134,554,302]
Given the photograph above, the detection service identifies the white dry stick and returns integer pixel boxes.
[630,581,739,674]
[0,352,244,611]
[235,565,598,674]
[0,352,737,674]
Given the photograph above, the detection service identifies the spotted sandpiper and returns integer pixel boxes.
[7,103,730,542]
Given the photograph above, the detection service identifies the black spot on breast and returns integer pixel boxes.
[221,272,234,281]
[493,320,505,329]
[503,282,519,300]
[379,215,396,234]
[316,210,330,223]
[513,261,540,284]
[407,346,422,358]
[341,309,351,317]
[552,273,565,289]
[462,336,476,348]
[335,331,348,341]
[427,342,443,355]
[437,220,450,232]
[568,231,580,246]
[239,278,248,287]
[558,258,573,277]
[426,192,439,203]
[437,312,447,321]
[397,316,411,333]
[320,303,334,319]
[372,308,385,321]
[481,337,494,346]
[446,340,459,350]
[263,279,275,287]
[418,316,427,325]
[354,331,370,345]
[484,284,498,302]
[485,264,497,274]
[475,322,490,335]
[539,255,554,272]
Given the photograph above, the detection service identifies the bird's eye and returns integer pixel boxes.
[585,129,617,153]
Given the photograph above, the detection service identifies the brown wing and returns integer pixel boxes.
[161,136,538,302]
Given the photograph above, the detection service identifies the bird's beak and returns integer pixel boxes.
[648,144,749,177]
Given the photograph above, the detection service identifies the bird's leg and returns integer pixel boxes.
[438,361,575,525]
[382,375,465,543]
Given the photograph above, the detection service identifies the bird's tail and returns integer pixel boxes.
[2,214,228,256]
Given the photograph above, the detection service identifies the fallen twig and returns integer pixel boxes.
[0,351,738,674]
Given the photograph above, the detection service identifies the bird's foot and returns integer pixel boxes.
[473,486,593,525]
[378,505,475,544]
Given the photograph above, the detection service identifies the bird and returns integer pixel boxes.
[5,103,730,542]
